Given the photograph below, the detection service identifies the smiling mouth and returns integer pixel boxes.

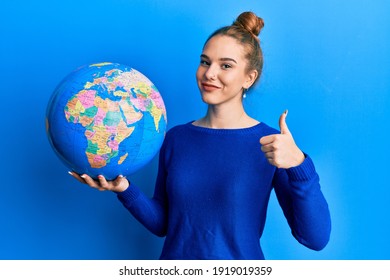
[202,83,221,91]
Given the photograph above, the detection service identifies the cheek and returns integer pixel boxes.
[230,72,248,87]
[195,67,203,90]
[221,72,242,87]
[196,66,203,80]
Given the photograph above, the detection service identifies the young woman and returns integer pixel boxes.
[70,11,331,260]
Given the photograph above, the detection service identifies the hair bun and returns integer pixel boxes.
[234,11,264,38]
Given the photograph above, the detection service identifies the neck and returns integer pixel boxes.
[198,104,257,129]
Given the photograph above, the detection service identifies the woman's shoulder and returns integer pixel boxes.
[162,122,193,144]
[166,121,193,135]
[258,122,280,136]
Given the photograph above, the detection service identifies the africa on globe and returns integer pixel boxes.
[46,62,167,180]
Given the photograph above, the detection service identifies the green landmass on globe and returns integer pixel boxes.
[46,62,167,179]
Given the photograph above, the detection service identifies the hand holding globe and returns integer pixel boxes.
[69,172,130,192]
[46,62,167,183]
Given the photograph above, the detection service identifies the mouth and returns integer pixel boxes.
[201,82,221,91]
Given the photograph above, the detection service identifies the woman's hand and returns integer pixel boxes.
[260,110,305,169]
[69,172,130,193]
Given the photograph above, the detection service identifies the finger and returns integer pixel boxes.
[263,152,282,168]
[97,175,109,189]
[279,109,290,135]
[261,144,275,153]
[80,174,101,189]
[112,175,125,186]
[260,135,275,145]
[263,152,276,165]
[68,171,87,184]
[113,175,130,192]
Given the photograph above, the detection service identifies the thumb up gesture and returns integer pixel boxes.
[260,110,305,169]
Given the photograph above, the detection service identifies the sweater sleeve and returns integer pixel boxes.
[272,154,331,251]
[116,144,169,237]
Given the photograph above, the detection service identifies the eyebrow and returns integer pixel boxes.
[200,54,237,64]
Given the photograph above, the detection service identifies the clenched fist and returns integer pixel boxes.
[260,110,305,169]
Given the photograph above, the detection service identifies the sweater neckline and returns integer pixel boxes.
[186,121,265,134]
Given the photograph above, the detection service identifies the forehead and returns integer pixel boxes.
[202,35,246,61]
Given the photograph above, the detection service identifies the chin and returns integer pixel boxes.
[200,93,217,105]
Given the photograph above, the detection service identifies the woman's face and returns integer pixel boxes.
[196,35,257,106]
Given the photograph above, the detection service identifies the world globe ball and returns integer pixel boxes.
[46,62,167,180]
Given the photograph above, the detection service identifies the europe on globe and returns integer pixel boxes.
[46,62,167,180]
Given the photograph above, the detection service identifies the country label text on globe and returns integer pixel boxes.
[46,62,167,180]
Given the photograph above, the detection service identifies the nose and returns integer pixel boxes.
[204,64,217,80]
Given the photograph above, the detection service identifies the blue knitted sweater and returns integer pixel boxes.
[117,122,331,259]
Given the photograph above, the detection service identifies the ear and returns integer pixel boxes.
[243,69,258,89]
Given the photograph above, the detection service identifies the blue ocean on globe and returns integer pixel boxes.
[46,62,167,180]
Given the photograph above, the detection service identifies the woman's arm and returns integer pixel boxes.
[116,158,169,237]
[272,156,331,250]
[69,142,169,237]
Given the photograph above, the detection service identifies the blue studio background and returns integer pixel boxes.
[0,0,389,259]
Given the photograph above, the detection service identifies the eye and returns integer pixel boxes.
[221,64,232,69]
[200,59,210,66]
